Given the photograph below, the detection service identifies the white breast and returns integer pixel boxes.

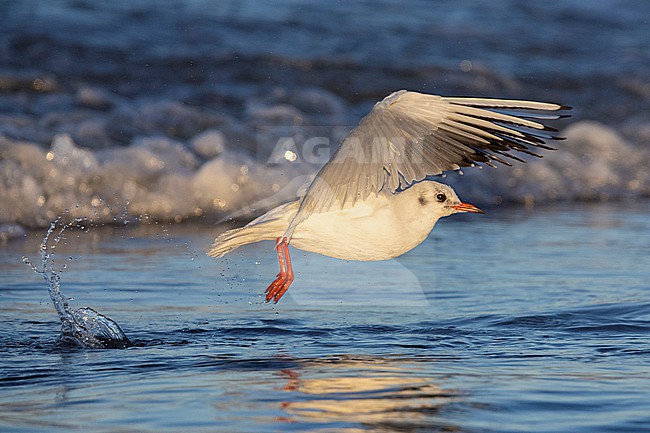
[290,192,437,261]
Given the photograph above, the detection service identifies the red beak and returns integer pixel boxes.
[452,202,484,214]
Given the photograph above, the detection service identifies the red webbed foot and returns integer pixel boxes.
[264,237,294,303]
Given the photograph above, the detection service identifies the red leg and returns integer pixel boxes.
[265,237,295,303]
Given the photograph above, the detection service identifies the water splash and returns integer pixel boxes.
[23,218,132,349]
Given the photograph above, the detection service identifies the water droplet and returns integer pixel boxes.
[284,150,297,162]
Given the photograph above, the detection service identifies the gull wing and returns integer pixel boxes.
[284,90,569,238]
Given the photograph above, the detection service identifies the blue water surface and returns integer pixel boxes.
[1,202,649,432]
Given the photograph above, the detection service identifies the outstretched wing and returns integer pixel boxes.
[284,90,569,238]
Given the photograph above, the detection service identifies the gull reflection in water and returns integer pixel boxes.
[275,356,462,431]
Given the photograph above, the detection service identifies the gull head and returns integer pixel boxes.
[406,181,484,220]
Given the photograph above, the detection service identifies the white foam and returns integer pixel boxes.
[190,129,226,159]
[1,110,649,231]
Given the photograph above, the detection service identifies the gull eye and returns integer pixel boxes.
[435,193,447,202]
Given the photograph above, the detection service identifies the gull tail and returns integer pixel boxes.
[207,201,298,258]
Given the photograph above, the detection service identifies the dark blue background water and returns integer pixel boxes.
[2,0,649,126]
